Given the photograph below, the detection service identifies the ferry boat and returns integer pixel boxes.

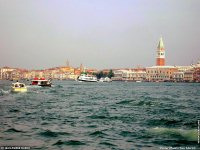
[78,74,97,82]
[31,78,52,87]
[11,82,27,92]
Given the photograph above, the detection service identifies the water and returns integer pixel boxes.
[0,80,200,150]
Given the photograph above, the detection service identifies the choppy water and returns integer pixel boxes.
[0,80,200,150]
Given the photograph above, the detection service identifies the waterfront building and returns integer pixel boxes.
[0,67,16,79]
[0,69,2,79]
[112,70,126,81]
[171,66,193,82]
[146,66,178,81]
[156,37,165,66]
[68,73,78,80]
[175,66,193,72]
[0,68,2,79]
[172,71,184,82]
[121,70,132,80]
[194,60,200,82]
[194,67,200,82]
[23,70,32,79]
[112,68,146,81]
[60,66,74,74]
[80,64,84,73]
[172,65,197,82]
[183,70,194,82]
[122,69,146,81]
[86,68,98,75]
[74,68,81,76]
[32,70,44,78]
[10,70,21,80]
[132,68,146,81]
[187,60,200,82]
[53,71,65,80]
[0,67,29,80]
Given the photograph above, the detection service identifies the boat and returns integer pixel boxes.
[99,77,112,82]
[78,74,97,82]
[11,82,27,92]
[31,78,52,87]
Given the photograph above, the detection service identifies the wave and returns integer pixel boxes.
[53,140,85,146]
[88,115,107,119]
[89,130,107,137]
[116,99,133,105]
[147,118,182,127]
[48,89,58,94]
[119,131,137,137]
[9,108,20,113]
[99,141,116,147]
[54,85,63,88]
[148,127,197,142]
[5,128,25,133]
[39,129,71,138]
[136,100,155,107]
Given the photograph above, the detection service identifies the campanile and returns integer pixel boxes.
[156,37,165,66]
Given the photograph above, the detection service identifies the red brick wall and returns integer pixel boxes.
[156,58,165,66]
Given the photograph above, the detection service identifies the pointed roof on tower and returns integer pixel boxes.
[157,37,164,49]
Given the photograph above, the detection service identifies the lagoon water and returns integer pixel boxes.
[0,80,200,150]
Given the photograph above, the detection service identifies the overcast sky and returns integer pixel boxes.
[0,0,200,69]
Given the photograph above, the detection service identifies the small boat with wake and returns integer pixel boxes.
[78,74,97,82]
[11,82,27,92]
[99,77,112,82]
[31,78,52,87]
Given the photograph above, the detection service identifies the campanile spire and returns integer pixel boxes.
[156,37,165,66]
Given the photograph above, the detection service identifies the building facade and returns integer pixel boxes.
[146,66,178,81]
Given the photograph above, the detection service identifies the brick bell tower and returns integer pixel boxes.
[156,37,165,66]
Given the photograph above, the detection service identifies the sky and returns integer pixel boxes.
[0,0,200,70]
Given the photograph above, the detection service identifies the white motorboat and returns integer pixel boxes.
[78,74,97,82]
[99,77,112,82]
[11,82,27,92]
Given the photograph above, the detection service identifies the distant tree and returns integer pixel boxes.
[81,71,87,75]
[92,72,96,76]
[99,71,104,78]
[108,69,114,78]
[95,70,114,79]
[103,72,108,78]
[95,71,103,79]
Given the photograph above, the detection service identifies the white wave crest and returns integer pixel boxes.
[148,127,197,141]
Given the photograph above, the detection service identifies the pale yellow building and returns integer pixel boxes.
[146,66,178,81]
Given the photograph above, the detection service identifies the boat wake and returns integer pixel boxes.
[0,89,11,96]
[148,127,197,142]
[26,85,42,89]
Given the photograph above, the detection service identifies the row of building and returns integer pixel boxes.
[1,37,199,82]
[1,61,199,82]
[111,62,200,82]
[0,62,102,81]
[0,64,86,81]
